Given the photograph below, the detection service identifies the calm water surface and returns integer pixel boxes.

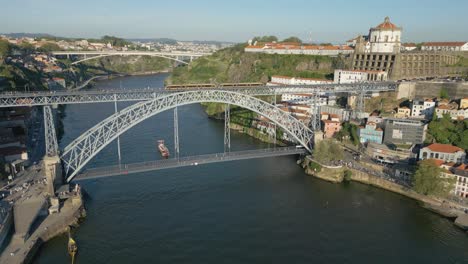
[34,74,468,264]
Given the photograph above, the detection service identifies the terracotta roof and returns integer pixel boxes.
[375,128,383,132]
[429,159,445,167]
[374,17,399,30]
[402,43,417,47]
[423,42,467,47]
[425,143,463,153]
[437,105,451,110]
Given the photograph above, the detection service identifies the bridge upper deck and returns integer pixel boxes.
[0,82,397,107]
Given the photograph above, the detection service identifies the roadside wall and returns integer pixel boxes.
[397,81,468,99]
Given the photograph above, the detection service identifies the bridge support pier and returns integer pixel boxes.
[43,155,62,196]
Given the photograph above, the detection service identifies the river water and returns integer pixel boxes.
[34,74,468,264]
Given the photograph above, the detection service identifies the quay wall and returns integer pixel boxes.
[397,81,468,99]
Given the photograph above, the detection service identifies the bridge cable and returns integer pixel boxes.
[224,104,231,153]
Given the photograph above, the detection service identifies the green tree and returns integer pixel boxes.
[413,159,455,197]
[0,39,11,57]
[344,170,353,181]
[38,42,61,52]
[18,42,35,54]
[281,37,302,43]
[313,139,344,164]
[439,88,449,99]
[101,35,131,47]
[252,36,278,43]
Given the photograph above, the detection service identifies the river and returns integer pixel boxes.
[33,74,468,264]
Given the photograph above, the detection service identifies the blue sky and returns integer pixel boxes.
[1,0,467,43]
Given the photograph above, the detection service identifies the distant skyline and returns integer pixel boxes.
[1,0,467,43]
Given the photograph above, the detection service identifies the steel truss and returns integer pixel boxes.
[60,90,314,182]
[0,82,397,107]
[43,106,59,157]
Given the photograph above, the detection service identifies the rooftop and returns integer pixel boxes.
[373,17,400,30]
[423,42,467,47]
[425,143,464,153]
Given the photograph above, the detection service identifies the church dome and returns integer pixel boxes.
[374,17,400,30]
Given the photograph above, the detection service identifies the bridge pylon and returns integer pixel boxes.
[43,105,62,195]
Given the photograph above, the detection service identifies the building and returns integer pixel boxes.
[358,122,384,144]
[281,94,330,106]
[421,42,468,52]
[245,42,354,56]
[383,118,427,145]
[352,17,462,80]
[410,99,435,119]
[333,69,388,83]
[419,143,466,164]
[320,105,351,122]
[453,164,468,198]
[271,75,333,85]
[365,142,417,164]
[395,107,411,118]
[322,120,341,139]
[460,98,468,109]
[367,16,402,53]
[402,43,417,51]
[0,146,28,162]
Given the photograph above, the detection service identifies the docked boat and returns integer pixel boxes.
[157,140,170,158]
[68,232,78,264]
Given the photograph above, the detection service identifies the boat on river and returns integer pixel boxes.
[68,231,78,264]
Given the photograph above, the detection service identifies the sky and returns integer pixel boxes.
[1,0,467,43]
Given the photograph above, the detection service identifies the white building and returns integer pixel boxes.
[402,43,417,51]
[411,99,435,119]
[281,94,330,106]
[334,69,388,83]
[421,42,468,52]
[367,17,402,53]
[271,75,333,86]
[436,105,468,120]
[419,143,466,164]
[453,164,468,198]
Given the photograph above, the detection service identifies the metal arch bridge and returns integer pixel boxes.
[1,82,397,181]
[60,90,315,182]
[50,51,212,65]
[0,82,397,107]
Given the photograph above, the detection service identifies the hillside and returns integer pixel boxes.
[167,44,350,85]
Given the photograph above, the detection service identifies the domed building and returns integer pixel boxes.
[351,17,461,80]
[368,16,402,53]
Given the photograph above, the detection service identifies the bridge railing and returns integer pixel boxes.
[76,147,306,179]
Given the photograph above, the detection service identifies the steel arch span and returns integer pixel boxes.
[70,54,189,65]
[60,90,314,182]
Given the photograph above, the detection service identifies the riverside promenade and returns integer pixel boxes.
[0,190,84,264]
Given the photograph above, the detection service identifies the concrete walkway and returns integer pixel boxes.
[0,198,83,264]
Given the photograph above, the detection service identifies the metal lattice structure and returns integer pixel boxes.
[43,106,59,157]
[0,82,397,107]
[60,90,314,182]
[224,104,231,153]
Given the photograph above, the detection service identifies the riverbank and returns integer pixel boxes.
[0,190,86,264]
[301,156,468,232]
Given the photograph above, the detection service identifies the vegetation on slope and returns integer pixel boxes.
[167,43,349,85]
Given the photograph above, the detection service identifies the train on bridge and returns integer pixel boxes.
[165,82,264,90]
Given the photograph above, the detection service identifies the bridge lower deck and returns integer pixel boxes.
[73,147,306,181]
